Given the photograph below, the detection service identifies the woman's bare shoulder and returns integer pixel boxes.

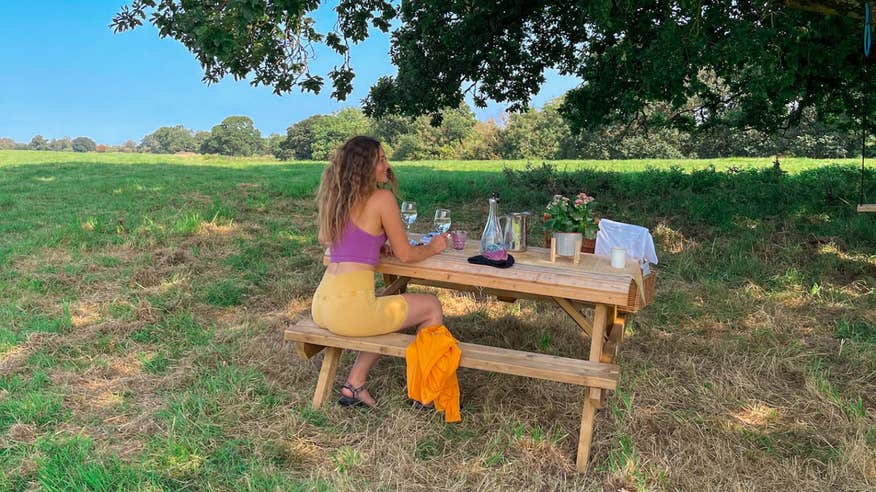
[354,189,395,223]
[354,190,396,233]
[368,189,397,208]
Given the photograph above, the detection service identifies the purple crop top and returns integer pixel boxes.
[329,222,387,266]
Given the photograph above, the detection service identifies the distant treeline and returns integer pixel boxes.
[2,98,868,159]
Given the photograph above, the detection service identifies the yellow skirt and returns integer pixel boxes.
[311,270,409,336]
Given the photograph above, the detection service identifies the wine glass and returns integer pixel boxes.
[401,201,418,245]
[401,201,418,232]
[433,208,451,234]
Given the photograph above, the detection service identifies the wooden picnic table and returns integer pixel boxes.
[371,234,655,472]
[287,234,654,471]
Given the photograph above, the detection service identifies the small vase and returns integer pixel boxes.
[553,232,583,256]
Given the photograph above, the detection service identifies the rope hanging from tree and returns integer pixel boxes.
[860,2,875,212]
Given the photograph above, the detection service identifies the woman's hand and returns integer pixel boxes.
[429,233,450,252]
[380,242,395,257]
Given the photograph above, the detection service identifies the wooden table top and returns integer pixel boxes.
[369,237,647,309]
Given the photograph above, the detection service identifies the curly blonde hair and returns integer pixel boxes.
[316,136,397,245]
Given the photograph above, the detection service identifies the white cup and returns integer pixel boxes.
[610,246,626,269]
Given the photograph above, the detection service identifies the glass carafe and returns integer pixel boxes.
[480,193,508,261]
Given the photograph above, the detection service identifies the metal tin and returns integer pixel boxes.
[504,212,532,252]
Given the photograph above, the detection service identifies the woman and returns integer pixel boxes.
[312,135,449,408]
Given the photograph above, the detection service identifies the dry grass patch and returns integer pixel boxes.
[5,422,37,444]
[130,267,163,288]
[10,247,72,273]
[652,222,698,254]
[197,221,239,236]
[70,301,101,328]
[129,247,198,290]
[0,345,33,374]
[153,247,195,268]
[610,291,876,489]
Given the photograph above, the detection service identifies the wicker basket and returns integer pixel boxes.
[624,270,657,312]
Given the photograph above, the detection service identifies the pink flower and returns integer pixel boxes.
[575,192,594,205]
[543,192,597,232]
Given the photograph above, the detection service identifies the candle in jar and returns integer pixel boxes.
[610,246,626,269]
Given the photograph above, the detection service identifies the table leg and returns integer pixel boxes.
[577,388,600,473]
[379,275,410,296]
[602,311,625,364]
[588,304,609,409]
[576,303,610,472]
[589,304,608,361]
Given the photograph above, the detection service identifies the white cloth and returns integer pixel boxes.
[594,219,658,268]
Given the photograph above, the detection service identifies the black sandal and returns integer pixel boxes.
[338,382,373,408]
[411,400,435,412]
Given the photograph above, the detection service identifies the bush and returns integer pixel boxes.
[788,133,852,158]
[71,137,97,152]
[461,121,501,159]
[48,137,73,151]
[0,138,17,150]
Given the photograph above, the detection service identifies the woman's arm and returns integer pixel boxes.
[374,190,448,262]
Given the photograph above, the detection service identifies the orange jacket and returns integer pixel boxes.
[405,325,461,422]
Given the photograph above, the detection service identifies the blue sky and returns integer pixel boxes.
[0,1,581,145]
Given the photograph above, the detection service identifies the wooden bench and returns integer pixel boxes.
[284,318,620,472]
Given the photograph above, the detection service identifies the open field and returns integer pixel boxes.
[0,150,874,490]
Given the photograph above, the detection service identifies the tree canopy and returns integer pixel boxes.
[72,137,97,153]
[139,125,198,154]
[29,135,49,151]
[201,116,263,156]
[276,109,372,161]
[112,1,867,134]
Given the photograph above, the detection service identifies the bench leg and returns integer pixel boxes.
[312,347,342,408]
[576,388,599,473]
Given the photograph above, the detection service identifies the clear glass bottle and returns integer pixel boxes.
[480,193,508,261]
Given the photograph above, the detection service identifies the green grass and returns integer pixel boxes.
[0,150,873,489]
[0,371,65,432]
[835,319,876,343]
[35,435,164,490]
[0,307,72,354]
[201,279,246,306]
